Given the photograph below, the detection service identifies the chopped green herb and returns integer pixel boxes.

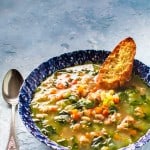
[74,98,95,109]
[54,111,70,124]
[91,135,112,150]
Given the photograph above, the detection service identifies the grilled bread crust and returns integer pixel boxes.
[97,37,136,89]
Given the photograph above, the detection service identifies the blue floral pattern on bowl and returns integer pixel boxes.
[19,50,150,150]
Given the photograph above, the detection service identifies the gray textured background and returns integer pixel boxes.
[0,0,150,149]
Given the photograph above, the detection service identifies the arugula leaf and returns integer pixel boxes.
[74,98,95,109]
[109,105,118,114]
[54,111,70,124]
[41,125,56,137]
[71,136,79,150]
[91,135,112,150]
[119,92,129,102]
[69,95,79,103]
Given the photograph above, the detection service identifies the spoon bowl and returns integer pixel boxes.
[2,69,23,150]
[2,69,23,104]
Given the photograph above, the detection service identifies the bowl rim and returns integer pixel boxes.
[19,49,150,150]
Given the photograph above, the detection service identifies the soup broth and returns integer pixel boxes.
[31,64,150,150]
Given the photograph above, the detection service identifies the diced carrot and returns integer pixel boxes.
[77,85,88,97]
[77,85,84,93]
[114,133,121,140]
[56,94,63,101]
[95,107,103,114]
[49,88,57,94]
[129,129,137,136]
[71,109,81,121]
[71,113,80,121]
[71,79,78,84]
[113,97,120,104]
[85,132,91,139]
[102,108,109,117]
[56,82,65,89]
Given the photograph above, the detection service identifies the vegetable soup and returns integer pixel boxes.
[31,64,150,150]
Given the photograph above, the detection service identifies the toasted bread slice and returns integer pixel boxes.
[97,37,136,89]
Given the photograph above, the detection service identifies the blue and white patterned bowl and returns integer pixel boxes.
[19,50,150,150]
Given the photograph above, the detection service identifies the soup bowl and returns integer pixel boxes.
[19,50,150,150]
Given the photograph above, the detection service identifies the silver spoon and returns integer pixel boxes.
[2,69,23,150]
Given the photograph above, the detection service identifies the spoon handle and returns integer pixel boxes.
[6,104,18,150]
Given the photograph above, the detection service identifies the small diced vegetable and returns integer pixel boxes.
[91,135,112,150]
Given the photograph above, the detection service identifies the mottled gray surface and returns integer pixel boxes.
[0,0,150,149]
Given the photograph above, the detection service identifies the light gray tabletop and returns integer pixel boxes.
[0,0,150,150]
